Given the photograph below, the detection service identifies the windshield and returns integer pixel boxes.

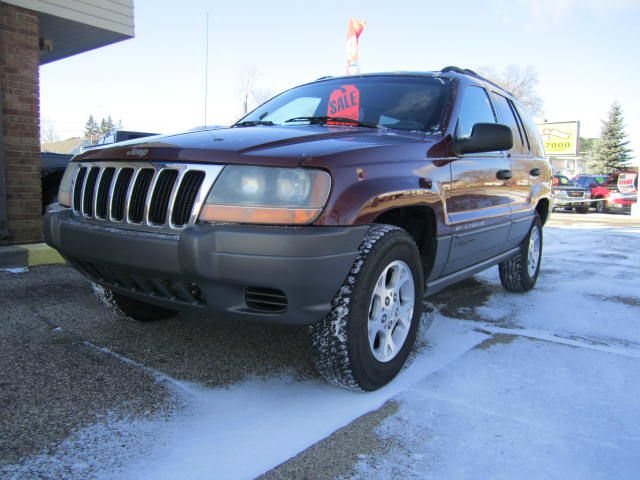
[553,175,570,186]
[237,76,452,133]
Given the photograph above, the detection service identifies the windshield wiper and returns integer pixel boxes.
[234,120,275,127]
[284,116,384,129]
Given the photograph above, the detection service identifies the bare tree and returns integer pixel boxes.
[235,67,273,117]
[252,86,274,108]
[40,118,59,144]
[477,65,544,117]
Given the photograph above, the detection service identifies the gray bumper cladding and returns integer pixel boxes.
[44,211,368,325]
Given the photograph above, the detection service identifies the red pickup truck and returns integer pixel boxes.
[589,170,638,213]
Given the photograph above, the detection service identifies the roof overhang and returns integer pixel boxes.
[37,11,133,65]
[2,0,134,65]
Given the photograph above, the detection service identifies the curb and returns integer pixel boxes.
[0,243,64,270]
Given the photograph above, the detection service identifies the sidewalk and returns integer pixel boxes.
[0,243,64,270]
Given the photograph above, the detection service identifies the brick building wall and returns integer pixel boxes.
[0,3,41,244]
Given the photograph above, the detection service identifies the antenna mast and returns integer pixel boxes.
[204,12,210,126]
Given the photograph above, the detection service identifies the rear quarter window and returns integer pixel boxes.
[492,93,526,155]
[514,103,545,157]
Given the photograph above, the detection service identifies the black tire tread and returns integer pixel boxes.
[310,224,413,391]
[499,215,542,293]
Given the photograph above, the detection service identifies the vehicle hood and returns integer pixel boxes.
[74,125,432,167]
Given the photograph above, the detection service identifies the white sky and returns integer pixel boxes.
[40,0,640,161]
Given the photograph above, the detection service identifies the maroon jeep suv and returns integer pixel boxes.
[44,67,551,390]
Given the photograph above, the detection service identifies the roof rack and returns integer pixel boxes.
[440,66,512,96]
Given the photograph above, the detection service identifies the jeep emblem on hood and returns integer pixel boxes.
[126,147,149,158]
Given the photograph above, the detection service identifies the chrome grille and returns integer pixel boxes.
[149,170,178,225]
[82,167,100,216]
[172,171,206,226]
[128,168,154,223]
[70,162,224,233]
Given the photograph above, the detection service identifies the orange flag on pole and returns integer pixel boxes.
[346,19,366,75]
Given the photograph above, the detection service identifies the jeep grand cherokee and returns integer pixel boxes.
[45,67,552,391]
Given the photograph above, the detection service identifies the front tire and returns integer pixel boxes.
[576,205,589,214]
[310,224,424,391]
[499,214,542,293]
[596,197,608,213]
[92,283,178,322]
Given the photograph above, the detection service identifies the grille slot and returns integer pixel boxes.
[172,171,205,226]
[95,167,116,219]
[128,169,154,223]
[111,168,134,221]
[82,167,100,216]
[149,170,178,224]
[245,287,288,313]
[73,167,87,211]
[70,162,220,232]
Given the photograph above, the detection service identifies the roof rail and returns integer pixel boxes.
[440,66,512,96]
[316,76,333,81]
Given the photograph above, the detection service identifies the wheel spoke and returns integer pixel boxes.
[368,326,379,348]
[381,332,395,358]
[397,301,413,317]
[366,259,415,363]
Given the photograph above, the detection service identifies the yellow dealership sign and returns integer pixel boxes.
[536,121,579,156]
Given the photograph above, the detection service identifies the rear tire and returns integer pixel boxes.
[91,282,178,322]
[576,205,589,214]
[499,214,542,293]
[310,224,424,391]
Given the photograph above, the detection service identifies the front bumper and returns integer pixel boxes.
[44,210,368,325]
[553,198,588,208]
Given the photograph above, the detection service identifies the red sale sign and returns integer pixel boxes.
[327,85,360,121]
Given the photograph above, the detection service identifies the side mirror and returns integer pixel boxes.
[453,123,513,155]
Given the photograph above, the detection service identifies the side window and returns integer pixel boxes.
[514,104,545,158]
[492,93,525,154]
[456,86,496,139]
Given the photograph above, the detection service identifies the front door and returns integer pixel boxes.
[443,85,512,275]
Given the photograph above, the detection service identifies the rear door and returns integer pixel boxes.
[491,93,538,249]
[444,85,512,275]
[511,103,549,245]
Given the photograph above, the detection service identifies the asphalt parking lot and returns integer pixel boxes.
[1,212,639,479]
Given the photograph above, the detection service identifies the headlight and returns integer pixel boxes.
[57,163,80,208]
[199,166,331,225]
[554,191,567,198]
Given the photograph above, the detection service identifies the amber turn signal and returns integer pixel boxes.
[199,205,322,225]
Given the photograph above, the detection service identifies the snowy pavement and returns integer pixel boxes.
[1,214,639,479]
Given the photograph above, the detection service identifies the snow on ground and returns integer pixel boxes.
[2,310,489,480]
[4,223,640,479]
[353,224,640,479]
[353,337,640,480]
[474,225,640,346]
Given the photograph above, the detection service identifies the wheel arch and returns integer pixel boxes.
[536,198,550,225]
[371,205,437,279]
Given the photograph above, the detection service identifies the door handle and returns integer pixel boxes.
[529,168,541,177]
[496,169,512,180]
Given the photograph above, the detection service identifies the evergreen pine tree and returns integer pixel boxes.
[100,115,116,136]
[594,102,633,172]
[83,115,100,144]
